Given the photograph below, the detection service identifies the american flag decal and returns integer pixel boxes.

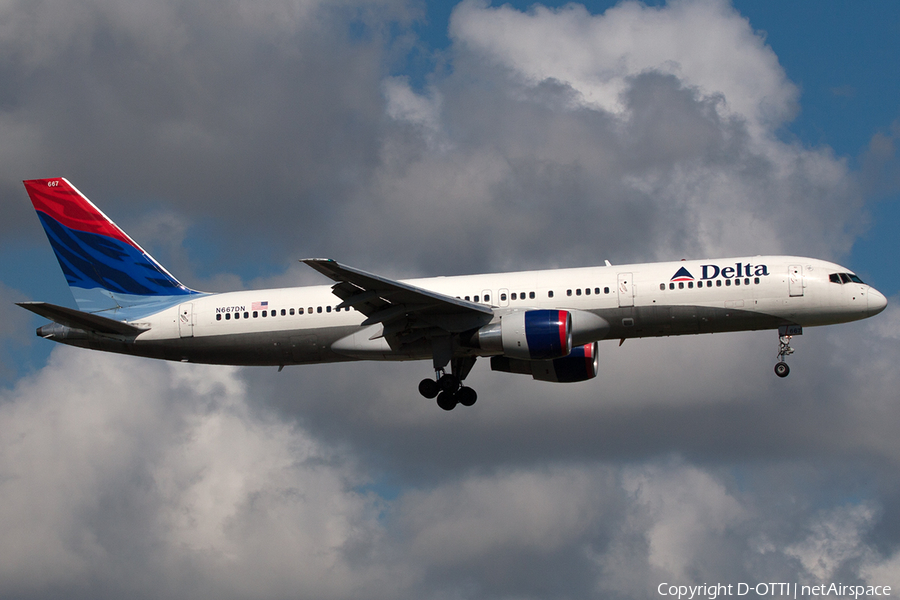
[252,301,268,311]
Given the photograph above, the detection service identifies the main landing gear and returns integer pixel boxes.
[418,372,477,410]
[419,343,478,410]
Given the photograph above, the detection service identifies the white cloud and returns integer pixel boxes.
[449,0,797,138]
[384,76,444,138]
[0,349,393,598]
[396,467,610,564]
[785,504,876,581]
[623,463,745,579]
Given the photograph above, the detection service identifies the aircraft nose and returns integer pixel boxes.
[867,287,888,316]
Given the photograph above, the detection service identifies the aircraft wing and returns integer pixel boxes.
[17,301,149,336]
[301,258,493,333]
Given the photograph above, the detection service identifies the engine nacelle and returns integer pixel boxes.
[490,342,599,383]
[472,309,572,360]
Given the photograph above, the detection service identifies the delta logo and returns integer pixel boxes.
[670,266,694,282]
[671,262,770,281]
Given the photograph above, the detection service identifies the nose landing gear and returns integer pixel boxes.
[774,325,801,378]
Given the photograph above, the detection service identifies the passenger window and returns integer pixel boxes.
[317,306,322,313]
[216,314,222,321]
[511,293,517,300]
[281,309,286,316]
[235,312,240,320]
[744,278,750,285]
[678,282,684,289]
[548,291,554,298]
[530,292,535,299]
[473,295,479,303]
[594,288,600,295]
[735,279,740,286]
[575,289,581,296]
[660,284,666,290]
[501,293,507,301]
[707,281,712,287]
[585,288,591,295]
[326,306,331,313]
[290,308,296,315]
[225,313,231,320]
[253,311,258,318]
[754,278,759,284]
[716,280,722,287]
[725,280,731,287]
[604,287,610,294]
[484,294,490,302]
[669,283,675,290]
[465,296,470,301]
[688,282,693,289]
[308,307,313,314]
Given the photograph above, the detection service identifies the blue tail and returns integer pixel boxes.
[24,178,204,317]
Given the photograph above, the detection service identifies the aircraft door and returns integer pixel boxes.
[178,303,194,338]
[617,273,634,308]
[788,265,804,297]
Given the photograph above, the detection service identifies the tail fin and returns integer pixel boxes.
[23,178,202,315]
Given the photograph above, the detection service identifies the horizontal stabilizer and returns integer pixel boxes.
[17,301,149,336]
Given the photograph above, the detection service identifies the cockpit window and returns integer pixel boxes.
[831,272,866,285]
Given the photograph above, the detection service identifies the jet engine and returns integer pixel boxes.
[471,309,572,360]
[467,308,609,361]
[490,341,600,383]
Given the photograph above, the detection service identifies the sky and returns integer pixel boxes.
[1,0,899,598]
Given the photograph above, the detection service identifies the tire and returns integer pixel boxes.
[774,362,790,378]
[438,373,460,393]
[418,378,440,399]
[457,387,477,407]
[436,391,458,411]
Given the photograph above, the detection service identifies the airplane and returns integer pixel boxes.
[18,178,888,410]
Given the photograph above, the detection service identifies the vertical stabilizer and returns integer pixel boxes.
[23,178,202,316]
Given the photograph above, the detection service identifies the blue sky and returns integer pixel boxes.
[1,1,899,598]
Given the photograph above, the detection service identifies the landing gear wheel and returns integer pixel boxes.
[457,386,477,407]
[436,391,458,411]
[774,361,790,378]
[418,378,440,399]
[438,373,460,393]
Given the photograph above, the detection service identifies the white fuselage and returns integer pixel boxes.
[55,255,884,367]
